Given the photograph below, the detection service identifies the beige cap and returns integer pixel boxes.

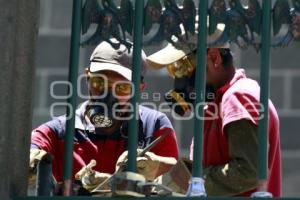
[147,21,229,69]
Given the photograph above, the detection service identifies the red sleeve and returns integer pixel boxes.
[31,125,59,155]
[222,92,259,130]
[150,127,179,160]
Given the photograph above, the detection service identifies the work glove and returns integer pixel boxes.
[28,148,49,187]
[29,148,48,169]
[75,160,111,192]
[116,149,177,181]
[80,172,111,192]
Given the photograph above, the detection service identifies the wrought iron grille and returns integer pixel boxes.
[16,0,300,199]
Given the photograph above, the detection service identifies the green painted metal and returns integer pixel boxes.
[62,0,82,193]
[36,155,53,195]
[258,0,271,180]
[81,0,300,49]
[13,196,300,200]
[80,0,133,48]
[192,0,208,177]
[127,0,145,172]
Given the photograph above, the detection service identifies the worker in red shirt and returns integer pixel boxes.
[29,41,179,192]
[147,35,282,196]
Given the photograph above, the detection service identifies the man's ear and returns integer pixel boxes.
[208,48,222,68]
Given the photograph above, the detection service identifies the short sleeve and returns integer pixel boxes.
[221,92,260,130]
[150,114,179,160]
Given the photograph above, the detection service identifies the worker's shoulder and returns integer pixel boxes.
[139,105,174,131]
[224,77,260,100]
[42,101,87,134]
[139,105,169,120]
[40,115,66,138]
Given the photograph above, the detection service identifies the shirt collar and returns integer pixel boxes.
[215,68,246,98]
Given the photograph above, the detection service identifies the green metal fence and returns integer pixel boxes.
[16,0,300,199]
[62,0,82,196]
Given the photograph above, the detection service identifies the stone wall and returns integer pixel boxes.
[0,1,39,199]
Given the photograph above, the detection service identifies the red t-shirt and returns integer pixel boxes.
[190,69,282,196]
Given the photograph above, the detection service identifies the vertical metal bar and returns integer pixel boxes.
[36,156,53,196]
[192,0,208,177]
[127,0,144,172]
[258,0,271,183]
[63,0,82,196]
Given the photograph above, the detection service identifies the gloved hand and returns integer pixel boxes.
[116,149,177,181]
[75,160,111,192]
[29,148,48,169]
[80,171,111,192]
[28,148,49,187]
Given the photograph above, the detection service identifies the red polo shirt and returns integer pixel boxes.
[190,69,282,196]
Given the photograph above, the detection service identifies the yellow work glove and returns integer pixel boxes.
[80,171,111,192]
[75,160,111,192]
[28,148,49,187]
[29,148,48,169]
[116,149,177,181]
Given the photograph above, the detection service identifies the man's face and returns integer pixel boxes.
[88,70,133,105]
[85,70,136,133]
